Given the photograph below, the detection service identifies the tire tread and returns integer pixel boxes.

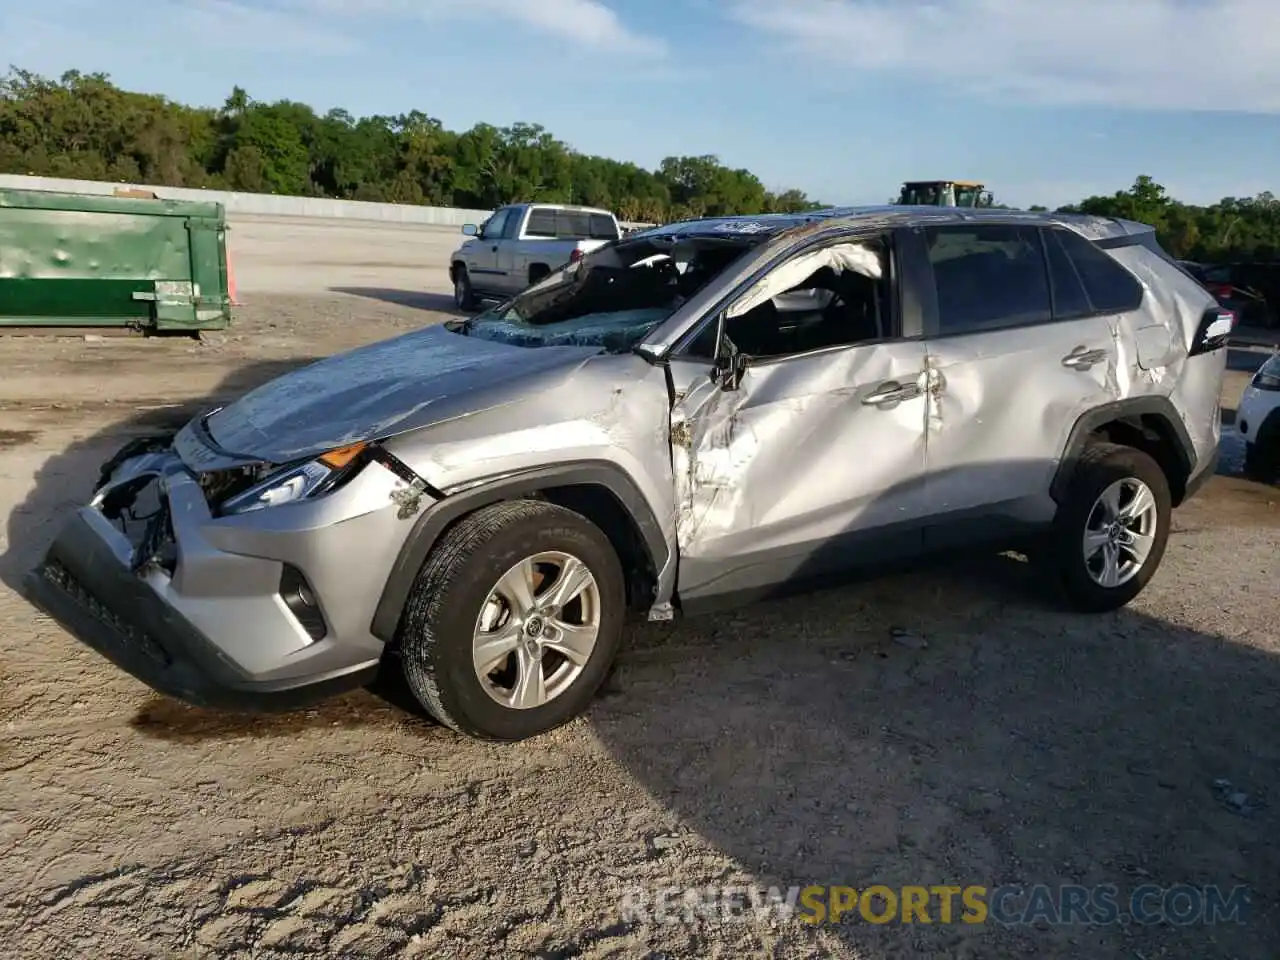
[399,499,622,739]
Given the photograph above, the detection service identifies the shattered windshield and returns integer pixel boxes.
[452,235,754,351]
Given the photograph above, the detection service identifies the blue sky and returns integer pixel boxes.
[3,0,1279,209]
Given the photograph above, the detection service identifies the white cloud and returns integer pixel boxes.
[303,0,665,57]
[173,0,361,56]
[728,0,1280,113]
[0,0,363,60]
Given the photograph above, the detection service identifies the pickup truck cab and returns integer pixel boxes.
[450,203,622,310]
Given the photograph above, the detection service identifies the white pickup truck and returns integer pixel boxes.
[449,202,622,310]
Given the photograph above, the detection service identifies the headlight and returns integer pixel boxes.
[1253,359,1280,391]
[221,443,368,515]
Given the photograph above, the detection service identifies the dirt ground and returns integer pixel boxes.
[0,294,1277,959]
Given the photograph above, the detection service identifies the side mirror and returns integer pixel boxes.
[461,223,478,237]
[716,348,749,391]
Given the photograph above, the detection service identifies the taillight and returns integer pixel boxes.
[1190,306,1234,356]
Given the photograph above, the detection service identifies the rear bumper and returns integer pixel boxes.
[1182,444,1219,503]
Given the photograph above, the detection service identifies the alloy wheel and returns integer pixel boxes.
[471,551,602,709]
[1081,477,1159,588]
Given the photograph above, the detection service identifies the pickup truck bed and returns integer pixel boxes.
[449,203,622,309]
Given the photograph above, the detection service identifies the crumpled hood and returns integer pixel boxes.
[204,324,594,464]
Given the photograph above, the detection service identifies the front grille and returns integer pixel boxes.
[42,560,170,666]
[97,474,176,574]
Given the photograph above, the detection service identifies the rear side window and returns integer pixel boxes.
[1043,229,1093,319]
[1052,227,1144,313]
[588,213,621,239]
[525,207,558,237]
[925,224,1052,334]
[523,207,619,240]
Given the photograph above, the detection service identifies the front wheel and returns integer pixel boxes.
[1051,442,1172,613]
[398,500,626,740]
[452,266,478,311]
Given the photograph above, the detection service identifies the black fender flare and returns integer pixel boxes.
[370,461,670,642]
[1050,396,1197,505]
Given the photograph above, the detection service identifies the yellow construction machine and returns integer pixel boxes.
[898,180,994,207]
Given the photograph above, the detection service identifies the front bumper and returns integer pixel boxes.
[25,515,377,711]
[23,441,406,711]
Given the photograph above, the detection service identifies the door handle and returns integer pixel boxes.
[1062,346,1108,370]
[861,381,922,407]
[491,244,499,252]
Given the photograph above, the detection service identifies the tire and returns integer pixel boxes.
[528,264,550,286]
[1051,442,1172,613]
[1244,440,1279,483]
[452,265,478,311]
[398,499,626,741]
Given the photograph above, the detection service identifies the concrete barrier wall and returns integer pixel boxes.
[0,174,653,229]
[0,173,494,226]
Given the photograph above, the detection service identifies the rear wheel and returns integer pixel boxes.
[398,500,626,740]
[1051,442,1171,612]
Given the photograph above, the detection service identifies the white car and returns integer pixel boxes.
[1237,351,1280,480]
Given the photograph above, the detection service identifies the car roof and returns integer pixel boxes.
[626,205,1154,243]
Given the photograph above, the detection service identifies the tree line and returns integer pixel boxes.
[1,69,1277,261]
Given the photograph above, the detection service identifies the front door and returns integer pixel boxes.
[667,232,931,605]
[467,207,510,290]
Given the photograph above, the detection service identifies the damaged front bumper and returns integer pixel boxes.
[24,436,397,711]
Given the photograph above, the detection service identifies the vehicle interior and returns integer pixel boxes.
[719,237,892,358]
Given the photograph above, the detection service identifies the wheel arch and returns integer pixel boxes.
[371,461,669,642]
[1051,397,1198,508]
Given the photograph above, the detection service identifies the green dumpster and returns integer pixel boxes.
[0,188,233,332]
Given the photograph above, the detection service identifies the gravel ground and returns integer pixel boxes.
[0,294,1277,959]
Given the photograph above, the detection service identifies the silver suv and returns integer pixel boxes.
[27,207,1231,741]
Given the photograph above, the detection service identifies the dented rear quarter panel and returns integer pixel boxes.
[1107,244,1225,468]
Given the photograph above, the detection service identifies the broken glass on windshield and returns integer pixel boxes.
[454,236,754,350]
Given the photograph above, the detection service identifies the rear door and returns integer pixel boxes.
[911,223,1119,540]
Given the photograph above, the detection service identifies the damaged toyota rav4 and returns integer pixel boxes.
[27,207,1231,741]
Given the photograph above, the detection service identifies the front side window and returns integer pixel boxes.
[925,224,1051,334]
[481,208,509,239]
[711,238,892,360]
[501,209,523,239]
